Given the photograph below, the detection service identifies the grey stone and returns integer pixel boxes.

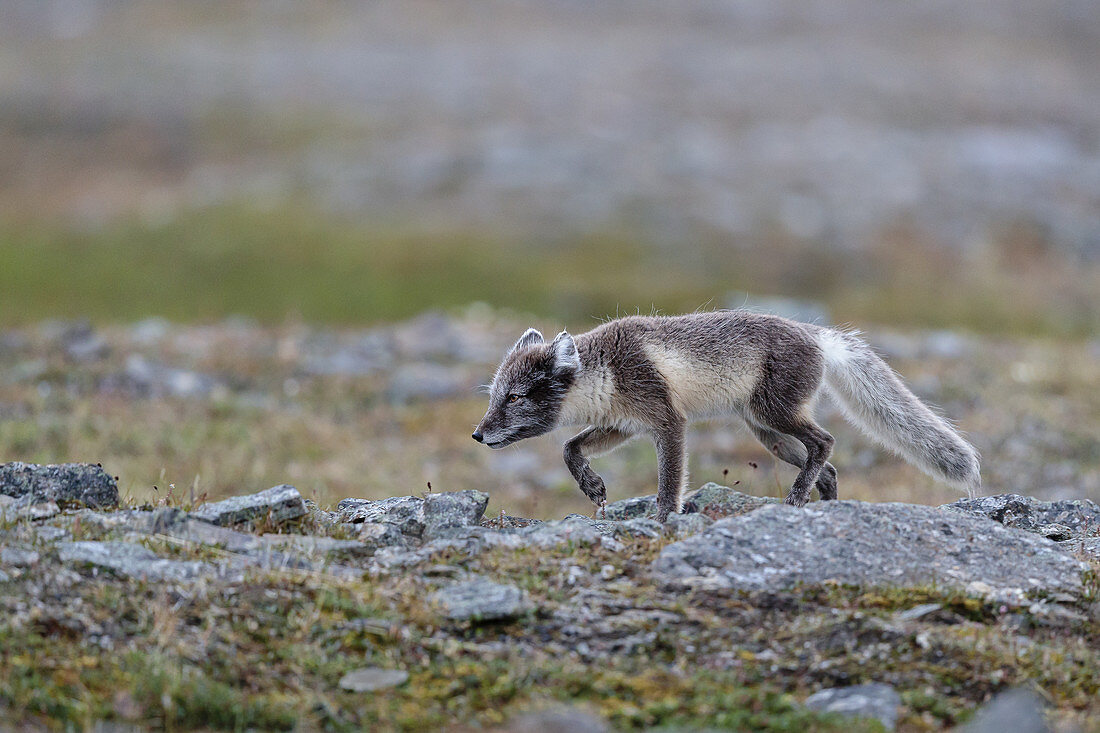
[685,482,779,517]
[602,495,657,521]
[663,512,714,539]
[483,514,543,530]
[0,462,119,508]
[65,332,110,362]
[653,501,1088,597]
[386,363,475,403]
[1,545,40,567]
[356,521,409,551]
[957,687,1049,733]
[433,578,527,622]
[1065,537,1100,563]
[338,667,409,693]
[259,534,374,561]
[191,485,306,527]
[152,513,264,553]
[942,494,1100,539]
[804,683,900,731]
[516,518,610,550]
[118,507,375,563]
[580,517,663,540]
[337,495,425,538]
[0,499,60,521]
[111,354,220,399]
[498,707,609,733]
[1037,523,1074,541]
[58,541,213,582]
[422,490,489,540]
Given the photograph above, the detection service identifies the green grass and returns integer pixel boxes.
[1,202,1098,335]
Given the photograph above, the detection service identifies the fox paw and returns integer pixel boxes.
[579,474,607,506]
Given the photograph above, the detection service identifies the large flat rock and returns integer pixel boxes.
[57,541,213,582]
[652,501,1088,597]
[0,462,118,508]
[942,493,1100,539]
[191,484,306,527]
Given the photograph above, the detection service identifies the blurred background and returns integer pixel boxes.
[1,0,1098,516]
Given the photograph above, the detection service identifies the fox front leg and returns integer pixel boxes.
[563,427,633,517]
[653,416,688,523]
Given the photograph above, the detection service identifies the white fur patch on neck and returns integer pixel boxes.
[559,365,616,426]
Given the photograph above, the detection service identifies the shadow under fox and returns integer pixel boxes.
[474,311,980,522]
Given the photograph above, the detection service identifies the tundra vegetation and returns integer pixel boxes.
[1,312,1099,731]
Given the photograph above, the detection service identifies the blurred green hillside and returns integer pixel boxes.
[2,203,1097,336]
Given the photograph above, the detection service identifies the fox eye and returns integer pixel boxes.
[506,393,521,404]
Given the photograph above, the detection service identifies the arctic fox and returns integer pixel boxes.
[473,311,980,522]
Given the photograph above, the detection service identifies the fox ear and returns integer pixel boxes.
[550,331,580,373]
[509,328,545,354]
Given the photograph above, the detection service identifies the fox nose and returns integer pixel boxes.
[472,431,484,443]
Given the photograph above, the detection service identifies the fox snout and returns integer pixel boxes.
[471,430,484,443]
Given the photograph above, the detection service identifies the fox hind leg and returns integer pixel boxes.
[748,422,838,500]
[770,420,833,507]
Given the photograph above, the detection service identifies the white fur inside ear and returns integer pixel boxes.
[511,328,545,353]
[551,331,580,372]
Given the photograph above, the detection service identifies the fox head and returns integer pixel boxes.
[473,328,580,449]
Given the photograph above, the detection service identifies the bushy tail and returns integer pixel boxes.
[814,327,981,495]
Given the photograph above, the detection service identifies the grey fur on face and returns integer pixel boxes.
[474,329,577,448]
[475,311,980,522]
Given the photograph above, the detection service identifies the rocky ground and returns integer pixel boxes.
[1,464,1099,731]
[1,310,1098,519]
[2,311,1100,730]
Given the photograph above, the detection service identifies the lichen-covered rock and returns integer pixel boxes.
[579,517,663,540]
[653,501,1088,597]
[602,495,657,521]
[336,495,425,538]
[515,518,613,550]
[0,462,118,508]
[942,493,1100,539]
[191,484,306,527]
[662,512,713,538]
[422,490,489,540]
[1062,537,1100,564]
[804,683,901,731]
[57,541,213,582]
[356,521,409,551]
[602,484,776,522]
[686,482,779,517]
[433,577,527,622]
[338,667,409,693]
[482,514,543,530]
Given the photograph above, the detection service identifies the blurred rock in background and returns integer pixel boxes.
[1,0,1096,255]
